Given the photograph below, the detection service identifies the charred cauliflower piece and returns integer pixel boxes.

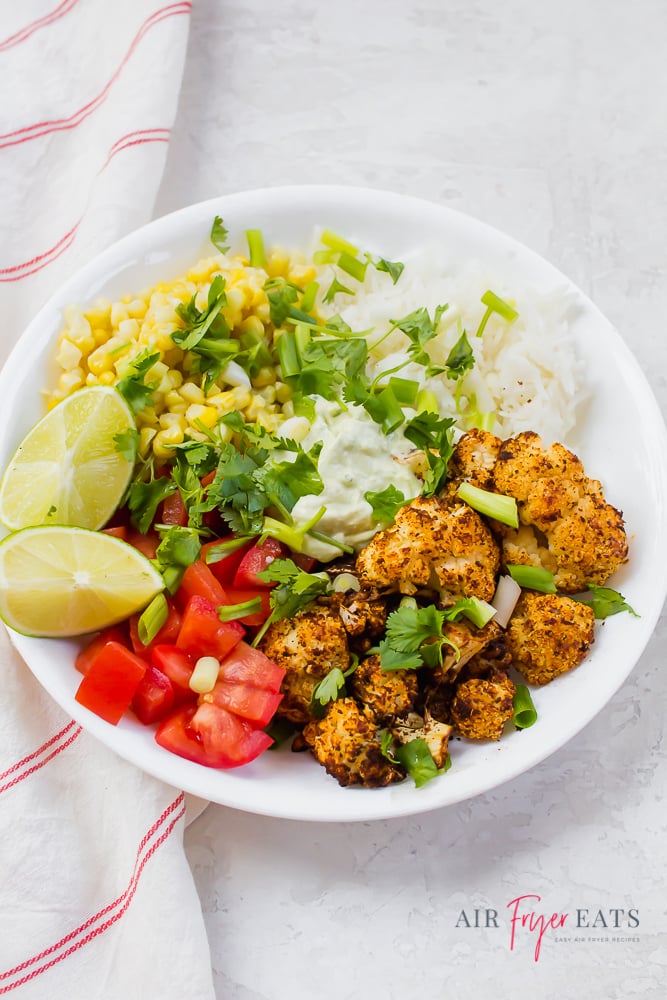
[450,674,516,741]
[432,618,505,684]
[348,653,418,724]
[302,698,404,787]
[492,431,628,592]
[391,709,452,768]
[258,607,350,724]
[355,495,500,601]
[327,589,387,640]
[506,591,595,686]
[447,428,503,492]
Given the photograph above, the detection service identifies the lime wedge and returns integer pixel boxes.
[0,385,135,531]
[0,526,164,637]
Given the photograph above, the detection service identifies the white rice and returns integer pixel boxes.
[315,246,587,446]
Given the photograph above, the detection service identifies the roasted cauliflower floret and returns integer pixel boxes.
[447,428,503,491]
[450,674,516,741]
[327,589,387,639]
[348,653,418,724]
[302,698,404,787]
[492,431,628,592]
[355,495,500,601]
[431,618,505,684]
[258,607,349,724]
[505,591,595,685]
[391,709,452,768]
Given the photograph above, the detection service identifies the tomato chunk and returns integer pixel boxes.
[126,528,160,560]
[132,665,175,725]
[218,586,271,626]
[206,682,282,726]
[233,537,286,588]
[75,641,146,725]
[200,537,254,586]
[128,597,182,658]
[176,595,245,661]
[151,645,196,704]
[75,626,129,675]
[176,559,226,609]
[155,703,273,769]
[218,640,285,693]
[160,490,188,526]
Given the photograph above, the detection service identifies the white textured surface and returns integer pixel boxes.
[157,0,667,995]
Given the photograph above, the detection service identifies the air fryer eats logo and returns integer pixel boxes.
[455,895,640,961]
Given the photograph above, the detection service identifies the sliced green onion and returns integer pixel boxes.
[216,597,263,622]
[189,655,220,694]
[246,229,267,268]
[277,329,301,378]
[320,229,359,256]
[475,290,519,338]
[205,535,255,563]
[337,251,368,283]
[388,376,419,405]
[313,248,338,265]
[457,482,519,528]
[136,592,169,646]
[331,572,361,593]
[261,506,326,552]
[300,280,319,313]
[507,564,557,593]
[415,388,439,413]
[444,596,496,629]
[513,684,538,729]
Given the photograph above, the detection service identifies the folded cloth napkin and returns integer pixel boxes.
[0,3,215,997]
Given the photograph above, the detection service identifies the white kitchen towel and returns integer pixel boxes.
[0,3,216,997]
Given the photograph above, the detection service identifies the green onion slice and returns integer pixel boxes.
[457,482,519,528]
[337,251,368,283]
[513,684,538,729]
[137,592,169,646]
[246,229,267,268]
[506,564,557,594]
[216,598,263,622]
[320,229,359,256]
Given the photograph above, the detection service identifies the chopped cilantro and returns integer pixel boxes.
[128,476,176,533]
[389,304,448,375]
[116,349,160,414]
[210,215,230,253]
[574,584,639,620]
[309,659,358,716]
[114,427,138,462]
[381,732,449,787]
[445,330,475,380]
[370,256,405,285]
[323,276,354,304]
[403,411,455,496]
[364,485,410,524]
[252,558,331,645]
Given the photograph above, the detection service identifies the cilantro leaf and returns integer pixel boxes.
[114,427,138,462]
[445,330,475,380]
[371,256,405,285]
[266,280,300,328]
[389,304,448,374]
[575,584,639,620]
[252,558,331,645]
[255,446,324,515]
[365,485,409,524]
[403,411,455,496]
[210,215,230,253]
[116,349,160,414]
[380,733,448,787]
[128,476,176,533]
[310,667,347,711]
[172,275,230,352]
[379,602,459,671]
[323,276,354,304]
[153,525,202,593]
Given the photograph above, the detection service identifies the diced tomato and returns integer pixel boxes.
[160,490,188,527]
[200,537,254,586]
[218,586,271,626]
[74,641,147,725]
[128,597,182,658]
[200,471,216,488]
[131,665,175,725]
[102,525,128,541]
[175,595,245,661]
[151,644,196,704]
[126,528,160,560]
[75,626,130,676]
[155,703,273,769]
[290,550,317,572]
[233,537,286,588]
[206,681,282,727]
[218,640,285,693]
[175,559,226,609]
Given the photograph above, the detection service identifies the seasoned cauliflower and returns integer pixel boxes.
[505,590,595,685]
[302,698,404,787]
[348,653,418,724]
[391,709,452,768]
[450,674,516,741]
[431,618,505,684]
[355,495,500,601]
[447,428,503,491]
[258,607,350,724]
[491,431,628,592]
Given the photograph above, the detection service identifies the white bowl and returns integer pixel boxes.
[1,185,666,822]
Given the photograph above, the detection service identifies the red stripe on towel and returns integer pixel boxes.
[0,0,80,53]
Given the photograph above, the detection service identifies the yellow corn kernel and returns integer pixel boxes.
[98,371,116,386]
[87,338,127,375]
[159,411,187,430]
[83,300,112,328]
[239,314,265,340]
[165,389,187,411]
[275,381,291,404]
[139,427,157,456]
[288,264,317,285]
[179,381,205,404]
[56,338,83,371]
[258,385,276,404]
[162,368,183,391]
[85,372,100,386]
[186,403,218,429]
[253,366,276,388]
[58,369,85,395]
[91,326,111,348]
[281,400,295,419]
[117,318,140,341]
[153,425,185,457]
[265,248,290,278]
[126,298,149,319]
[110,303,129,327]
